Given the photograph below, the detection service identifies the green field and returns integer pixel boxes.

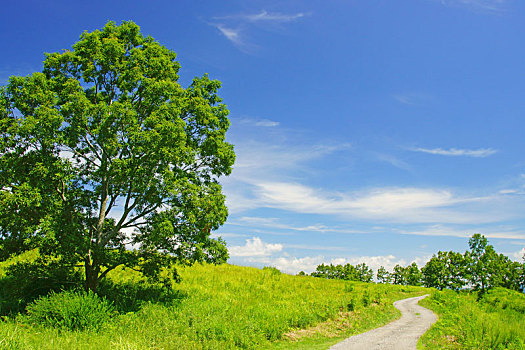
[0,257,425,350]
[419,287,525,349]
[1,252,524,350]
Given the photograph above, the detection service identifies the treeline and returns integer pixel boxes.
[308,262,374,282]
[305,234,525,293]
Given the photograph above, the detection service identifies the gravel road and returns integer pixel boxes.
[329,294,437,350]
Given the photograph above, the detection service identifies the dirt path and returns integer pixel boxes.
[329,294,437,350]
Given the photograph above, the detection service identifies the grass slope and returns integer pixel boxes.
[0,260,426,350]
[419,288,525,349]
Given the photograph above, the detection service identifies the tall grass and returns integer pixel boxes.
[0,261,425,349]
[419,288,525,349]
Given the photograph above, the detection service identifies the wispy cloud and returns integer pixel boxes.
[232,216,363,234]
[374,153,412,171]
[392,93,432,106]
[239,117,280,127]
[252,182,504,224]
[216,25,243,46]
[410,147,498,158]
[436,0,508,13]
[255,119,280,127]
[398,224,525,240]
[215,10,307,23]
[210,10,309,52]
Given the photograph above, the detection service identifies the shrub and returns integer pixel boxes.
[262,266,281,275]
[97,279,186,313]
[0,259,82,315]
[25,290,115,331]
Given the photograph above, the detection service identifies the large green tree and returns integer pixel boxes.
[0,21,235,292]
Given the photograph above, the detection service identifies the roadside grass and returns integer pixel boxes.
[0,257,427,350]
[418,288,525,350]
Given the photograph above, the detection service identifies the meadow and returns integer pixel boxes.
[419,287,525,349]
[1,251,524,349]
[0,255,425,350]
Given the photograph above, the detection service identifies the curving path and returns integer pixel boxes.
[329,294,437,350]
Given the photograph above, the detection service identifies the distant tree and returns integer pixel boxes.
[466,234,503,293]
[0,21,235,292]
[342,263,359,281]
[311,264,335,279]
[376,266,392,284]
[311,262,374,283]
[392,264,408,285]
[406,262,423,286]
[355,263,374,283]
[422,251,468,291]
[297,271,306,276]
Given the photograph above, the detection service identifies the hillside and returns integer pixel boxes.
[0,257,426,350]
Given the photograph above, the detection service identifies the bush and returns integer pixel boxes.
[0,259,82,315]
[97,279,186,313]
[25,290,115,331]
[262,266,281,275]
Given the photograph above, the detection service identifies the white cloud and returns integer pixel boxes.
[214,10,308,23]
[254,119,280,127]
[216,25,244,46]
[244,10,306,23]
[229,237,283,257]
[436,0,507,12]
[233,216,354,233]
[398,225,525,240]
[211,10,309,52]
[511,247,525,261]
[252,182,504,224]
[410,147,498,158]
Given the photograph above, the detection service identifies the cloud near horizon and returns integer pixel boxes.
[235,250,430,275]
[229,237,283,257]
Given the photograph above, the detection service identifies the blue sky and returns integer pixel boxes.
[2,0,525,274]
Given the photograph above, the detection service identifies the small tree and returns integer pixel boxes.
[376,266,391,284]
[392,264,408,285]
[0,21,235,292]
[406,262,423,286]
[355,263,374,283]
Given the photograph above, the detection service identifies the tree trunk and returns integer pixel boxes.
[85,257,100,293]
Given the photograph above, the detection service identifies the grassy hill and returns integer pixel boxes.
[420,287,525,349]
[0,255,425,350]
[1,253,523,349]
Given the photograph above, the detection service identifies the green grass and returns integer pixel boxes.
[418,288,525,350]
[0,259,427,349]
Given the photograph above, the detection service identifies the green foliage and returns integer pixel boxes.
[376,266,392,284]
[97,278,186,313]
[482,287,525,314]
[310,262,373,282]
[422,250,468,291]
[419,288,525,349]
[263,266,282,275]
[391,263,423,286]
[422,234,524,293]
[25,290,116,331]
[0,256,82,315]
[0,20,234,292]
